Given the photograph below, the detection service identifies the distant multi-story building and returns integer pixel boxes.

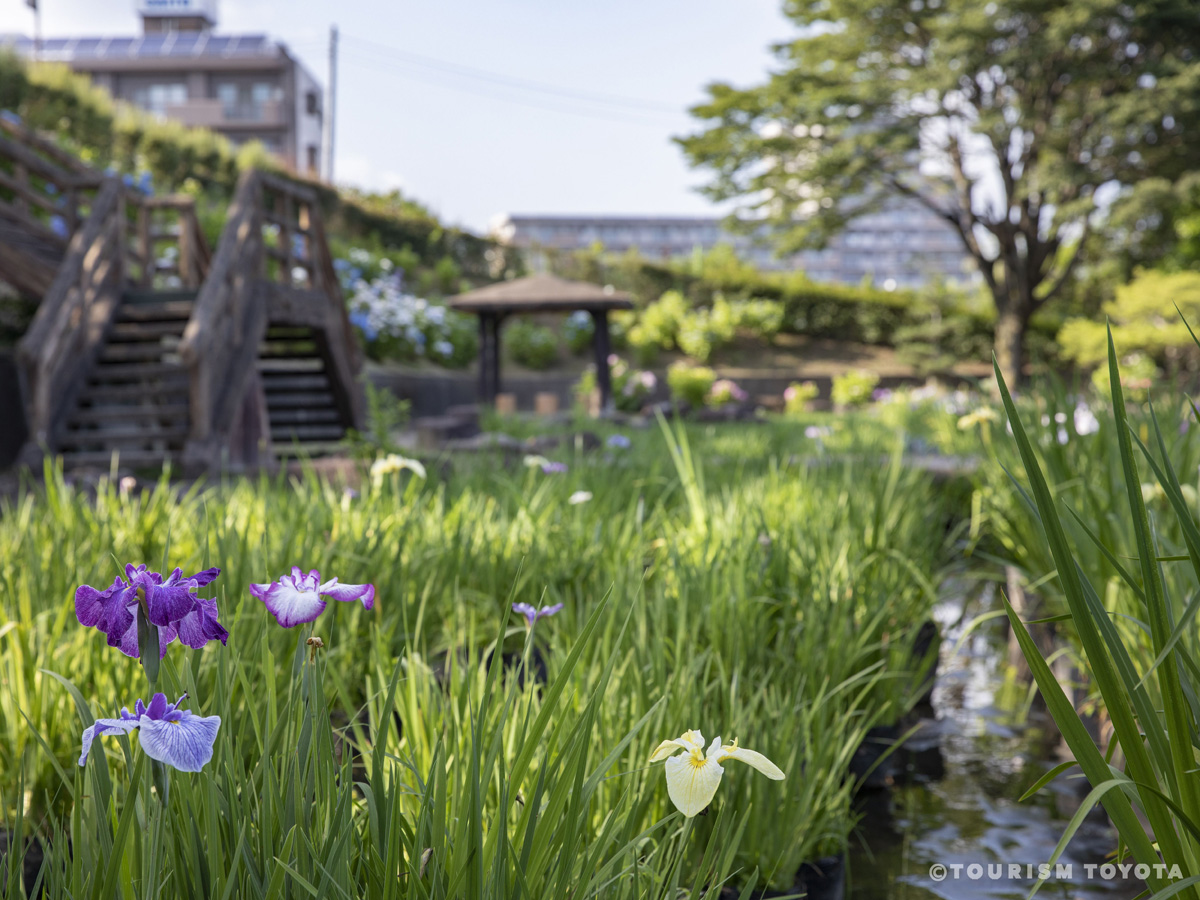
[493,197,974,289]
[2,0,324,175]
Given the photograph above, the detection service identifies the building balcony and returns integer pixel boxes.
[164,98,285,129]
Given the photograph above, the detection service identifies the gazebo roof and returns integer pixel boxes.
[448,274,633,314]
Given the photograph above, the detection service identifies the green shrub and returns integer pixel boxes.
[667,361,717,407]
[1090,351,1157,400]
[564,310,595,355]
[507,318,559,370]
[628,290,688,362]
[740,298,785,341]
[1060,268,1200,373]
[783,381,819,415]
[831,369,880,408]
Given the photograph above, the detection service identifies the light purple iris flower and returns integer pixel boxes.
[512,602,563,626]
[606,434,631,449]
[75,564,225,659]
[80,692,220,773]
[541,462,568,474]
[250,567,376,628]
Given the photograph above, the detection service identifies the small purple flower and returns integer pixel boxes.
[80,692,220,772]
[606,434,632,449]
[512,602,564,626]
[250,566,376,628]
[541,462,568,474]
[75,564,225,659]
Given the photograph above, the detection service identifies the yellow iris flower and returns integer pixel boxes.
[649,729,785,817]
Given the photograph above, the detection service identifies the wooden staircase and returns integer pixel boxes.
[56,290,194,468]
[4,125,363,472]
[260,325,350,457]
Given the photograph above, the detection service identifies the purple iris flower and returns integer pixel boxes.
[250,567,376,628]
[541,462,568,474]
[606,434,631,449]
[512,602,563,626]
[80,692,220,773]
[75,564,225,659]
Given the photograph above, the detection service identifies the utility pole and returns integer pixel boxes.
[27,0,41,61]
[324,24,338,183]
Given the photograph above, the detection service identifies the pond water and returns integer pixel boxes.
[849,585,1144,900]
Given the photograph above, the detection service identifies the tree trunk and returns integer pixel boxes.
[993,303,1029,388]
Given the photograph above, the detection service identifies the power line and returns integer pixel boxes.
[340,32,684,117]
[340,55,681,128]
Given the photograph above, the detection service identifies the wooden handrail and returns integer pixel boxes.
[180,169,264,445]
[125,193,211,289]
[16,177,125,448]
[180,167,363,464]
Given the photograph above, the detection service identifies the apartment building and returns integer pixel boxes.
[2,0,324,175]
[493,197,973,288]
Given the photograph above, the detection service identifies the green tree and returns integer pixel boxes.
[678,1,1200,383]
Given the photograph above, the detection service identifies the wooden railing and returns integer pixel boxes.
[15,178,124,452]
[125,194,211,290]
[0,118,104,297]
[179,168,362,466]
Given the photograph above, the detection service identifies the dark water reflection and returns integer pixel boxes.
[849,589,1144,900]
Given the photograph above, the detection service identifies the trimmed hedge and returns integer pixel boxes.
[548,245,1059,353]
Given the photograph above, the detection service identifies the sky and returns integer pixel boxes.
[1,0,793,233]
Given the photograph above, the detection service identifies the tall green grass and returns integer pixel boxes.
[996,327,1200,898]
[0,419,951,896]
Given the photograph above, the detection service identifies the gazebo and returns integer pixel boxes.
[448,274,634,411]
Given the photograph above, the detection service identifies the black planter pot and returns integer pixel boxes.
[0,830,46,897]
[717,853,845,900]
[910,619,941,711]
[798,854,846,900]
[849,723,901,789]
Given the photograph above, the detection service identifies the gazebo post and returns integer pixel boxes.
[477,312,504,406]
[490,312,504,403]
[477,313,491,403]
[590,308,612,413]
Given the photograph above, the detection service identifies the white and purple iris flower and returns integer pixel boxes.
[80,692,220,773]
[250,567,376,628]
[512,602,563,626]
[75,564,226,659]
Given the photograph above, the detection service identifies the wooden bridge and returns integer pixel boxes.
[0,119,363,471]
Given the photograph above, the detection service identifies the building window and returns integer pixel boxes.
[306,90,320,115]
[216,81,281,121]
[306,144,319,173]
[130,82,187,117]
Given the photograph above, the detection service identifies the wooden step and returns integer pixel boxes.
[261,391,336,408]
[261,374,331,392]
[267,407,340,425]
[273,441,346,459]
[59,431,188,451]
[258,358,324,374]
[89,362,188,382]
[100,343,181,363]
[109,321,188,340]
[81,382,189,402]
[115,301,194,322]
[271,424,345,442]
[60,422,189,440]
[58,449,180,469]
[67,403,189,424]
[264,327,314,339]
[257,344,321,359]
[123,289,198,306]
